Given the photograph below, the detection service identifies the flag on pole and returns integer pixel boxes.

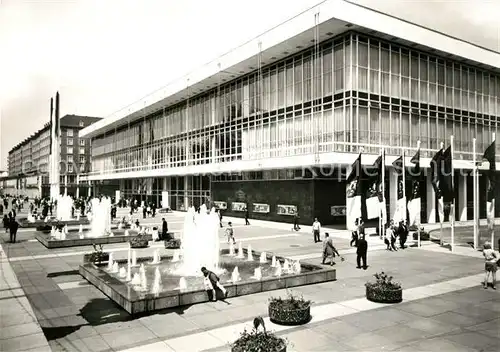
[366,155,382,219]
[440,146,454,202]
[378,151,387,224]
[346,154,362,231]
[49,97,54,155]
[55,92,60,138]
[408,149,421,227]
[431,148,444,223]
[392,156,406,223]
[482,140,496,230]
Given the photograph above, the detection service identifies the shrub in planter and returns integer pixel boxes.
[231,317,287,352]
[84,244,109,264]
[268,291,311,326]
[36,225,52,233]
[165,237,181,249]
[130,234,149,248]
[412,227,429,241]
[365,271,402,303]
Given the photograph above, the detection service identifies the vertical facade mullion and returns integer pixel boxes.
[348,36,352,152]
[355,35,359,149]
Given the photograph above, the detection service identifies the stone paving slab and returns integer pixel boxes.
[0,244,52,352]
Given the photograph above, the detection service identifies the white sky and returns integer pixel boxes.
[1,0,499,170]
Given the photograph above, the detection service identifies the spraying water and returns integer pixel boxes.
[56,195,73,221]
[87,197,112,238]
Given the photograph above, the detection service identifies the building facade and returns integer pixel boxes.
[7,115,101,198]
[80,0,499,225]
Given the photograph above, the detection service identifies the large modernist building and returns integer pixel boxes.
[7,114,101,198]
[80,0,499,225]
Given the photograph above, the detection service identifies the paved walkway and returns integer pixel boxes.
[0,244,51,352]
[1,208,499,352]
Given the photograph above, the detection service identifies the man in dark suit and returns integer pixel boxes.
[293,212,300,231]
[399,220,408,249]
[356,234,368,269]
[9,218,19,243]
[161,218,170,241]
[244,206,250,225]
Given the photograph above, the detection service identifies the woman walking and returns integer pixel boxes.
[483,242,497,289]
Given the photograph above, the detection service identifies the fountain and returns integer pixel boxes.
[237,242,244,259]
[107,253,114,271]
[118,223,123,230]
[179,277,187,290]
[56,195,73,221]
[283,259,291,274]
[173,205,221,276]
[151,267,162,295]
[231,266,241,283]
[274,261,282,277]
[252,267,262,280]
[125,229,130,236]
[79,224,83,233]
[247,245,253,261]
[293,260,301,274]
[131,250,137,267]
[171,250,180,263]
[50,227,56,238]
[111,262,119,273]
[140,265,147,291]
[87,197,112,238]
[130,273,141,285]
[119,267,127,278]
[151,250,161,265]
[79,201,337,314]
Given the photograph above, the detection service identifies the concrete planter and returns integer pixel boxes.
[366,285,403,303]
[164,238,181,249]
[232,339,286,352]
[268,302,311,326]
[129,235,149,248]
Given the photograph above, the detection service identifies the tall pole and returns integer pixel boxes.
[416,140,421,248]
[491,132,496,250]
[450,135,455,252]
[439,141,444,246]
[473,138,478,250]
[380,147,385,239]
[402,148,406,224]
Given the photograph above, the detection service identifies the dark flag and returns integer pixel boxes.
[55,92,60,138]
[482,140,496,226]
[366,155,381,219]
[408,149,421,226]
[49,97,54,155]
[440,146,454,202]
[346,154,362,231]
[430,149,443,198]
[392,156,405,222]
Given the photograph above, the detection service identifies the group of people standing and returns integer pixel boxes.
[1,196,20,243]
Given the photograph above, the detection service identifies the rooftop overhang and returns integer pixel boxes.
[80,0,500,139]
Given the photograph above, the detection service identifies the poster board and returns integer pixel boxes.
[253,203,270,213]
[231,202,247,212]
[277,204,297,216]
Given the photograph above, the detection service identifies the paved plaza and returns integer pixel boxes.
[1,207,499,352]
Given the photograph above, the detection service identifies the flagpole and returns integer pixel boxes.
[381,148,385,240]
[402,148,406,223]
[491,132,496,250]
[417,140,421,248]
[439,141,444,246]
[450,135,455,253]
[473,138,478,250]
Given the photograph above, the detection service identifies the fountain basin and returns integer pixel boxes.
[79,249,336,314]
[21,217,89,229]
[35,230,153,249]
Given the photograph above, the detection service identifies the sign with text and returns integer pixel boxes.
[277,204,297,216]
[231,202,247,212]
[330,205,346,216]
[252,203,270,214]
[213,201,227,210]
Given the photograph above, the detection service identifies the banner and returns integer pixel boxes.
[482,140,496,229]
[408,149,421,227]
[346,154,362,231]
[392,156,406,223]
[366,155,381,220]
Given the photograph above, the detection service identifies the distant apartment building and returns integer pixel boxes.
[7,114,101,198]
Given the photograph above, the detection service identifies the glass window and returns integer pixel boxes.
[80,147,85,154]
[67,129,73,137]
[391,50,400,75]
[67,147,73,154]
[381,49,390,72]
[67,138,73,145]
[369,45,379,69]
[334,44,344,69]
[67,155,73,163]
[68,164,73,173]
[401,54,409,77]
[358,42,368,67]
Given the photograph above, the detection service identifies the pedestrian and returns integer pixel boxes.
[482,242,497,289]
[218,209,223,228]
[226,222,236,244]
[384,223,393,250]
[201,266,227,301]
[143,206,147,219]
[293,212,300,231]
[244,206,250,225]
[350,218,359,247]
[3,214,9,233]
[390,224,398,251]
[9,218,19,243]
[322,233,342,266]
[161,218,170,241]
[356,234,368,269]
[312,217,321,243]
[399,220,408,249]
[152,203,156,217]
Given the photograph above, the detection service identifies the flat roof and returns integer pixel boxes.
[80,0,500,139]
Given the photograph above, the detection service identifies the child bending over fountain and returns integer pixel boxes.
[201,267,227,301]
